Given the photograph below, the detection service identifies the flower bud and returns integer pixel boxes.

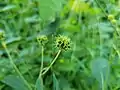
[37,35,48,46]
[108,14,114,20]
[111,19,117,24]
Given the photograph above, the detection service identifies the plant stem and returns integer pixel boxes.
[39,46,44,78]
[42,50,61,75]
[37,46,44,90]
[100,72,104,90]
[94,0,107,16]
[113,44,120,58]
[2,42,32,90]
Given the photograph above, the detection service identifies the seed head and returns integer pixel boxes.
[111,19,117,24]
[55,35,71,51]
[108,14,114,20]
[37,35,48,46]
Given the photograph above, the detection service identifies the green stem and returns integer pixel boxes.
[2,42,32,90]
[37,46,44,90]
[94,0,107,16]
[113,44,120,58]
[100,72,104,90]
[39,46,44,77]
[42,50,61,75]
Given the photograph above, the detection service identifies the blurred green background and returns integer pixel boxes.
[0,0,120,90]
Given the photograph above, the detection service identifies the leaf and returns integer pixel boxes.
[35,78,43,90]
[63,24,80,32]
[19,65,32,74]
[98,22,114,33]
[38,0,64,21]
[56,60,76,72]
[0,5,17,12]
[1,75,28,90]
[53,73,60,90]
[59,77,71,90]
[91,58,110,89]
[0,84,5,90]
[24,15,41,23]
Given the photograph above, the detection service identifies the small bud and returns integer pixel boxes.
[37,35,48,46]
[71,20,77,25]
[111,19,117,24]
[2,41,7,48]
[59,59,64,63]
[108,14,114,20]
[0,30,5,41]
[55,35,71,51]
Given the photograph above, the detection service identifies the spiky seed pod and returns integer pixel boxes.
[37,35,48,46]
[55,35,71,51]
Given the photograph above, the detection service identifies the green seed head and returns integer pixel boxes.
[108,14,114,20]
[0,30,5,41]
[37,35,48,46]
[55,35,71,51]
[111,19,117,24]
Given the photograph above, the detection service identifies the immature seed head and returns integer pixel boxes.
[0,30,5,41]
[37,35,48,46]
[55,35,71,51]
[108,14,114,20]
[111,19,117,24]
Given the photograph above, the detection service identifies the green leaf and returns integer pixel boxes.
[91,58,110,89]
[53,73,60,90]
[0,84,5,90]
[38,0,64,21]
[0,5,17,12]
[61,24,80,32]
[98,23,114,33]
[19,65,32,74]
[1,75,28,90]
[24,15,41,23]
[56,60,76,71]
[35,78,43,90]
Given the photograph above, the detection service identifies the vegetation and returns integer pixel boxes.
[0,0,120,90]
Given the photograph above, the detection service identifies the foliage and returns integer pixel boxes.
[0,0,120,90]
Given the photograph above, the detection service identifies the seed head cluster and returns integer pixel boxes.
[108,14,117,24]
[55,35,71,50]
